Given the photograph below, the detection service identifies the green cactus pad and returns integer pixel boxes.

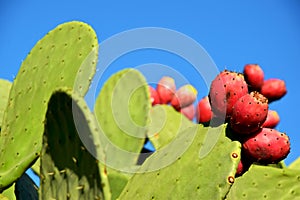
[0,79,11,128]
[0,21,98,190]
[118,124,241,200]
[289,157,300,170]
[40,89,109,199]
[94,68,151,170]
[226,164,300,199]
[147,105,194,150]
[94,68,150,199]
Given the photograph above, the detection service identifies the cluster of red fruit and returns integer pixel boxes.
[149,77,198,120]
[205,64,289,175]
[149,64,290,176]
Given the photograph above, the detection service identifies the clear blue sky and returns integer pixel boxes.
[1,1,300,184]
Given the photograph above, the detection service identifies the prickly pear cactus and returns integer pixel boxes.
[226,164,300,199]
[94,68,151,199]
[118,124,241,200]
[0,21,98,190]
[147,105,194,150]
[40,89,109,199]
[0,79,11,128]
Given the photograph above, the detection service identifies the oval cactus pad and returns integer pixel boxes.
[0,21,98,190]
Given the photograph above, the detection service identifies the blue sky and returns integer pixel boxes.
[1,0,300,185]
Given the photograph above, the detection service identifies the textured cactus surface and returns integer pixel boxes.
[40,89,108,199]
[118,124,241,200]
[94,68,151,198]
[94,68,150,165]
[0,79,11,128]
[0,21,98,190]
[226,164,300,199]
[147,105,194,150]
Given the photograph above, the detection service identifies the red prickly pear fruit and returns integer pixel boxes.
[262,110,280,128]
[243,64,264,91]
[242,128,291,164]
[230,91,268,134]
[149,85,160,106]
[156,76,176,104]
[260,78,287,102]
[196,96,213,123]
[171,84,197,110]
[209,70,248,119]
[179,104,195,121]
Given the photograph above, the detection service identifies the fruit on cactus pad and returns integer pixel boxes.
[243,64,264,91]
[209,70,248,119]
[149,85,160,106]
[156,76,176,104]
[171,84,197,110]
[230,91,268,134]
[196,96,213,123]
[262,110,280,128]
[242,128,290,164]
[260,78,287,102]
[180,103,195,120]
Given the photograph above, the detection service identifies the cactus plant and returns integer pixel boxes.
[118,124,241,200]
[0,21,98,190]
[40,89,109,199]
[0,20,300,199]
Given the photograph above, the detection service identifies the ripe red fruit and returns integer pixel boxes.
[243,64,264,91]
[242,128,290,164]
[196,96,213,123]
[230,91,268,134]
[171,84,197,110]
[156,76,176,104]
[180,104,195,121]
[209,70,248,119]
[260,78,287,102]
[149,85,160,106]
[262,110,280,128]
